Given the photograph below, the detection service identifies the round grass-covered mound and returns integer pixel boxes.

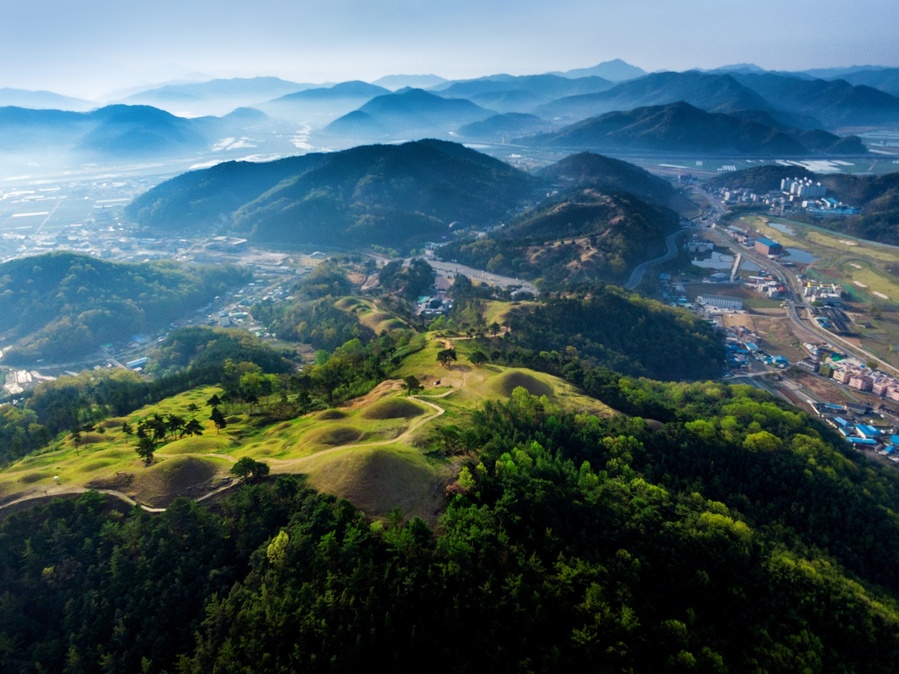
[18,472,47,484]
[306,425,363,447]
[131,457,218,507]
[81,460,115,472]
[318,409,348,420]
[491,370,554,399]
[157,435,233,455]
[361,398,426,420]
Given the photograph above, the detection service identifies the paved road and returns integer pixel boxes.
[695,187,899,378]
[625,227,688,290]
[426,259,538,296]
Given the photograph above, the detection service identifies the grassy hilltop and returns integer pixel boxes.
[0,332,612,520]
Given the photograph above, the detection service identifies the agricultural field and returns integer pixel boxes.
[735,214,899,366]
[0,334,616,521]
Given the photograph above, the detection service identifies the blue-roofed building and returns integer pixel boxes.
[745,342,759,352]
[833,417,849,427]
[856,424,880,439]
[847,437,878,446]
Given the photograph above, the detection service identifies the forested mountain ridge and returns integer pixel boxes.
[539,151,694,213]
[527,101,866,155]
[3,374,899,672]
[0,251,249,363]
[127,139,537,251]
[438,187,679,287]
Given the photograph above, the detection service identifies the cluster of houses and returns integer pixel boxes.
[810,398,899,458]
[829,414,899,455]
[745,273,786,299]
[713,179,860,218]
[802,280,843,306]
[817,357,899,403]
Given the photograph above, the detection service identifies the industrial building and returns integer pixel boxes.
[754,237,783,256]
[697,295,744,311]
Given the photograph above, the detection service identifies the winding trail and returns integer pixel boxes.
[0,392,451,517]
[263,394,447,473]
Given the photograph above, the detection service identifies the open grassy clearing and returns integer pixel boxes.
[0,333,617,518]
[482,300,537,327]
[334,296,408,333]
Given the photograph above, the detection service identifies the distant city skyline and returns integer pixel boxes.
[1,0,896,98]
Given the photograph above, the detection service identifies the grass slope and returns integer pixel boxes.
[0,336,616,520]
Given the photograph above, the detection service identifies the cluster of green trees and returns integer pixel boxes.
[0,331,294,466]
[125,412,205,464]
[4,380,899,672]
[485,284,724,381]
[251,296,376,352]
[152,326,295,377]
[0,252,249,363]
[377,258,436,300]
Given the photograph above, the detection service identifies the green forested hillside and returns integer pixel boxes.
[539,151,693,213]
[127,139,536,251]
[0,252,249,363]
[440,189,678,286]
[500,285,724,380]
[3,378,899,672]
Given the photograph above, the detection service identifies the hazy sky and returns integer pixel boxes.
[2,0,896,98]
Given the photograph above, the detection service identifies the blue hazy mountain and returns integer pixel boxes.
[0,87,95,111]
[323,89,494,139]
[436,74,614,113]
[535,70,899,130]
[535,71,772,123]
[457,112,555,141]
[556,59,647,82]
[372,74,448,90]
[0,104,276,159]
[115,76,314,115]
[261,81,391,126]
[525,101,866,155]
[728,71,899,126]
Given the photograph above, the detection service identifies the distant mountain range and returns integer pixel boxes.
[457,113,554,142]
[114,77,314,115]
[555,59,648,82]
[0,104,275,159]
[534,70,899,130]
[434,74,615,113]
[0,88,94,111]
[260,81,391,126]
[0,60,893,166]
[372,74,448,90]
[525,102,866,156]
